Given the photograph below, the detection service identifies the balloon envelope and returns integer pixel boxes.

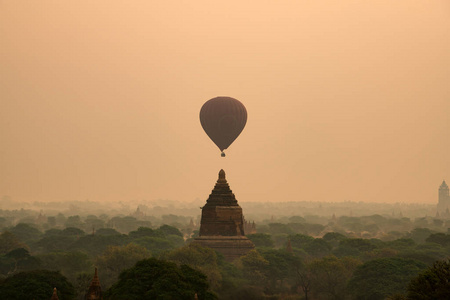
[200,97,247,152]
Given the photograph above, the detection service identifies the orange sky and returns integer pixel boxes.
[1,1,449,205]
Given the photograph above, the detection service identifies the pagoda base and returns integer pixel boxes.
[193,236,255,262]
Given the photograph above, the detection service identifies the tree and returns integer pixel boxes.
[258,248,301,293]
[0,270,75,300]
[84,215,105,232]
[32,235,77,252]
[163,243,222,290]
[407,259,450,299]
[55,213,66,226]
[1,248,41,275]
[95,228,121,236]
[37,251,92,282]
[333,238,377,257]
[348,257,427,300]
[289,234,314,249]
[409,228,433,244]
[71,234,129,257]
[247,233,274,248]
[9,223,42,244]
[75,272,92,300]
[302,223,325,236]
[47,216,56,227]
[108,216,151,233]
[398,243,448,266]
[158,224,183,237]
[425,233,450,247]
[322,232,346,243]
[65,215,83,229]
[239,250,269,286]
[303,238,331,257]
[96,243,151,289]
[165,234,185,248]
[104,258,217,299]
[133,236,176,255]
[288,216,306,223]
[339,238,377,252]
[129,226,163,239]
[295,260,312,300]
[61,227,85,236]
[0,231,26,255]
[268,223,292,235]
[309,256,360,300]
[385,238,416,251]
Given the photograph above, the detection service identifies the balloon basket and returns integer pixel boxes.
[221,152,226,157]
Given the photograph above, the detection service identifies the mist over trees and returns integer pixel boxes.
[0,198,449,299]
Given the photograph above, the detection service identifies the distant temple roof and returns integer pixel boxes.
[440,180,448,189]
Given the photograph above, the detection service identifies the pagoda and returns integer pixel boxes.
[193,169,254,261]
[85,267,102,300]
[50,287,59,300]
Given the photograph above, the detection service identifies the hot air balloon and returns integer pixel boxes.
[200,96,247,157]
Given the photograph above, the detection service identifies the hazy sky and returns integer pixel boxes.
[1,1,449,205]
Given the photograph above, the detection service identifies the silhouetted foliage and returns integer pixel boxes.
[37,251,91,282]
[158,224,183,237]
[95,228,122,236]
[0,270,75,300]
[348,257,427,300]
[407,259,450,299]
[71,234,129,256]
[425,233,450,247]
[0,231,26,255]
[105,258,217,299]
[0,248,41,275]
[129,226,162,239]
[247,233,274,248]
[9,223,42,243]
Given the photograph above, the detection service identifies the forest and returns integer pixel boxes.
[0,200,449,299]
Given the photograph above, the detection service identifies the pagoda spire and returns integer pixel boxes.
[92,267,100,286]
[85,267,102,300]
[50,287,59,300]
[205,169,238,206]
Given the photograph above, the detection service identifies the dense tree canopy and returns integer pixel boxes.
[9,223,42,244]
[309,256,361,300]
[407,259,450,299]
[348,257,427,300]
[96,243,151,289]
[0,270,75,300]
[0,231,26,255]
[105,258,217,300]
[1,205,449,300]
[247,233,274,248]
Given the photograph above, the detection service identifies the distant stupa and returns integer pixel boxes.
[193,170,254,261]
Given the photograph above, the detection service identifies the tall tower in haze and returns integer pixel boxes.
[437,180,450,215]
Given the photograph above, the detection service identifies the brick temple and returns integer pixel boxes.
[194,169,254,261]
